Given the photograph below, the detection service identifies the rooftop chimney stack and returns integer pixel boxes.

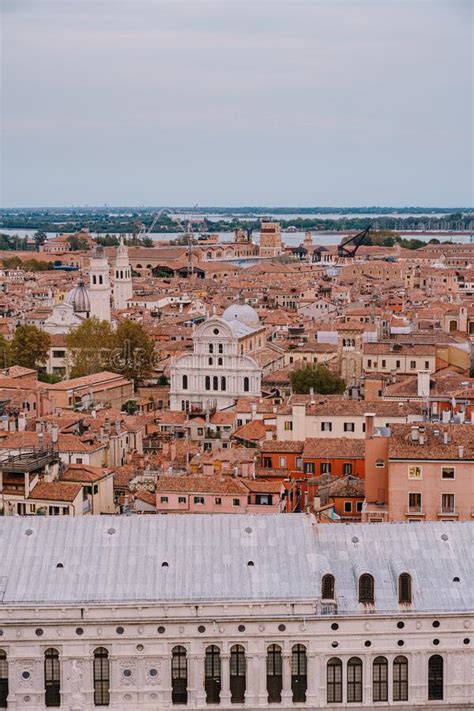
[411,426,419,442]
[417,370,430,398]
[365,413,376,439]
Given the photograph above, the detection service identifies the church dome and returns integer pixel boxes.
[64,279,90,314]
[222,303,260,329]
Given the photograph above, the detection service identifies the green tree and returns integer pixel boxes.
[66,235,89,251]
[290,364,346,395]
[113,321,155,383]
[66,318,115,377]
[10,325,50,371]
[34,231,47,250]
[0,335,11,369]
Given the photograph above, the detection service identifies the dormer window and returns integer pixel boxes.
[358,574,374,604]
[398,573,412,604]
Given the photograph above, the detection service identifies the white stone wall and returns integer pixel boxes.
[1,603,472,710]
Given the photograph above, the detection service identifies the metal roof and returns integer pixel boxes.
[0,515,472,612]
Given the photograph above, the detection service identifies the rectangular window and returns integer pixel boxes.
[343,463,353,475]
[441,493,455,513]
[215,497,222,505]
[410,360,416,369]
[232,498,240,507]
[425,361,430,369]
[343,422,355,432]
[295,457,303,470]
[320,462,332,474]
[160,496,168,503]
[263,457,272,468]
[284,420,293,431]
[441,467,455,479]
[279,456,286,468]
[178,496,186,504]
[408,465,422,480]
[304,462,315,474]
[194,496,205,504]
[321,422,332,432]
[52,350,65,358]
[381,359,386,368]
[344,501,352,513]
[396,359,401,368]
[408,492,422,512]
[356,501,363,513]
[197,427,204,436]
[367,359,372,368]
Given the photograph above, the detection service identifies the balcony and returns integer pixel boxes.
[438,507,459,518]
[0,449,59,474]
[405,506,425,517]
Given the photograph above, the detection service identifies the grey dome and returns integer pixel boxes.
[64,279,90,314]
[222,303,260,328]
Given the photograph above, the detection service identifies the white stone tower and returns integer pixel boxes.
[89,245,111,322]
[113,237,133,310]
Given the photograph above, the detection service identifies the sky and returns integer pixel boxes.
[1,0,472,208]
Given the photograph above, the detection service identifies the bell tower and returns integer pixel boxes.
[89,245,111,322]
[113,238,133,310]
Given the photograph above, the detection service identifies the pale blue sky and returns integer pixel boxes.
[1,0,472,207]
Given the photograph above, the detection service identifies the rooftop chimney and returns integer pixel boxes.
[411,426,419,442]
[365,413,376,439]
[417,370,430,398]
[458,445,464,459]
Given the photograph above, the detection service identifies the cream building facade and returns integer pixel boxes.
[0,516,472,710]
[170,305,263,412]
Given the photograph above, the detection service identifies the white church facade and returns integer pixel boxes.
[170,304,264,412]
[0,516,472,710]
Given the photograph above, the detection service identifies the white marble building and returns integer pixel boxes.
[0,516,472,710]
[170,304,263,412]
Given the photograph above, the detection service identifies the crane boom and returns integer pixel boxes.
[337,225,372,258]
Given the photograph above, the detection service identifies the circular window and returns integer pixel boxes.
[123,669,132,678]
[397,621,405,629]
[245,527,252,534]
[157,626,165,634]
[149,668,158,678]
[116,626,124,635]
[238,624,245,632]
[198,625,206,633]
[22,671,31,680]
[213,329,219,335]
[397,640,404,647]
[331,623,339,631]
[75,627,84,636]
[278,624,286,632]
[136,644,144,652]
[463,638,470,645]
[432,620,440,628]
[433,639,440,646]
[364,640,371,647]
[107,527,116,535]
[331,641,338,648]
[35,629,43,637]
[25,529,33,536]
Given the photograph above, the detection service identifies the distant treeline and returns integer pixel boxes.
[0,208,472,235]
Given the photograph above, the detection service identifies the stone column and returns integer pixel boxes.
[220,653,231,705]
[307,652,319,707]
[281,652,292,704]
[363,653,371,704]
[190,653,205,708]
[160,652,172,709]
[256,652,268,707]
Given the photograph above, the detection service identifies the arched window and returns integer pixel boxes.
[205,376,210,391]
[209,358,213,365]
[358,574,374,604]
[373,656,388,702]
[99,275,103,284]
[327,658,342,704]
[44,648,60,707]
[218,357,223,366]
[428,655,443,700]
[230,645,246,704]
[398,573,412,604]
[92,275,97,285]
[291,644,307,703]
[221,376,226,391]
[243,377,249,392]
[209,343,213,354]
[0,650,8,709]
[182,375,188,391]
[393,656,408,702]
[347,657,363,703]
[205,646,221,704]
[93,647,110,706]
[213,376,218,391]
[322,574,335,600]
[218,343,223,354]
[266,644,282,703]
[171,646,187,705]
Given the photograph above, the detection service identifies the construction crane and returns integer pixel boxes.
[337,225,372,258]
[136,208,171,242]
[172,211,196,276]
